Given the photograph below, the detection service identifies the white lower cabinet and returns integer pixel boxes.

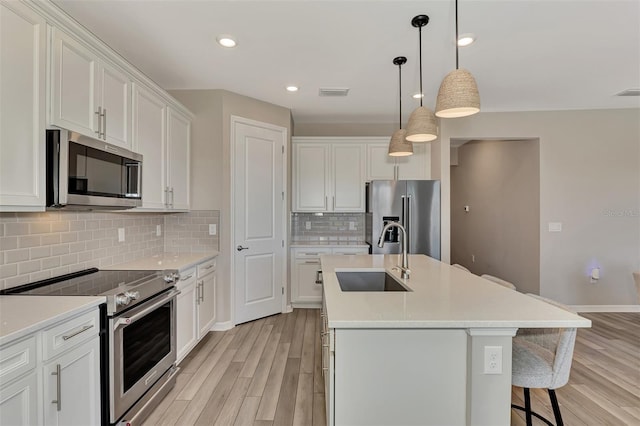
[291,247,368,307]
[176,256,217,364]
[0,371,39,425]
[0,306,101,426]
[196,259,217,339]
[176,267,198,364]
[43,338,101,426]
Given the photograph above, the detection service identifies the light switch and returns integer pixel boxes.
[209,224,217,235]
[548,222,562,232]
[349,221,356,231]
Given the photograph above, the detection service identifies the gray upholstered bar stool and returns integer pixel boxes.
[480,274,517,290]
[511,294,577,426]
[451,263,470,272]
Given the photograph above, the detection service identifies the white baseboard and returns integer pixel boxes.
[570,305,640,313]
[284,304,293,313]
[212,320,234,331]
[291,302,322,309]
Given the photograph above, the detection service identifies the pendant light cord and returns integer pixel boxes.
[455,0,459,70]
[418,25,423,107]
[398,62,403,128]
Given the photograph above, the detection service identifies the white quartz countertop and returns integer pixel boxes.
[290,241,369,248]
[321,254,592,329]
[0,295,105,346]
[104,251,218,272]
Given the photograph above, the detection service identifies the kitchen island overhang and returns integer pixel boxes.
[320,254,591,426]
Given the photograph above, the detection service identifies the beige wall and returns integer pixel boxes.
[441,108,640,305]
[170,89,292,326]
[450,139,540,295]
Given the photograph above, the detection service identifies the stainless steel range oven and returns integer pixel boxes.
[0,268,180,426]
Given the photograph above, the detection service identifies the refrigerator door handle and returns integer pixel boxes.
[401,195,406,226]
[406,195,411,249]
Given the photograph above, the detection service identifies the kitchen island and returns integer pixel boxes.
[320,254,591,426]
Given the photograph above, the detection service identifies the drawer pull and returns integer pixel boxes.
[304,260,319,264]
[62,324,93,341]
[203,264,214,269]
[51,364,61,411]
[182,274,194,280]
[303,252,319,256]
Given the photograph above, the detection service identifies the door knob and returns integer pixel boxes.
[237,245,249,251]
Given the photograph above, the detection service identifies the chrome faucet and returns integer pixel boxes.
[378,221,410,278]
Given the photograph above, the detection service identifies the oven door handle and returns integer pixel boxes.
[113,289,180,330]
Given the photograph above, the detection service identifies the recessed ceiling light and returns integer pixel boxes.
[412,93,424,99]
[457,33,476,47]
[216,35,237,48]
[286,86,299,92]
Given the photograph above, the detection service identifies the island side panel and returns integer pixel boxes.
[334,328,467,425]
[466,328,516,426]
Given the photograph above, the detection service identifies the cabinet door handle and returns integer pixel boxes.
[332,195,335,210]
[102,108,107,139]
[170,187,174,208]
[95,106,102,136]
[51,364,61,411]
[165,187,170,208]
[62,324,93,341]
[324,196,327,210]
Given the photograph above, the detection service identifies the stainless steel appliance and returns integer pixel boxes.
[0,268,180,426]
[365,180,441,259]
[46,129,142,210]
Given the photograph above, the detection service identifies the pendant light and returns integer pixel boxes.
[388,56,413,157]
[405,15,438,143]
[435,0,480,118]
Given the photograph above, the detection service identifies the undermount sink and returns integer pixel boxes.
[336,270,411,292]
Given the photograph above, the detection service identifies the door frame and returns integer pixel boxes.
[229,115,289,325]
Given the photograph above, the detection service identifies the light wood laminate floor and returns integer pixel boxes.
[143,310,639,426]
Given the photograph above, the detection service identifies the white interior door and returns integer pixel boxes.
[233,118,286,324]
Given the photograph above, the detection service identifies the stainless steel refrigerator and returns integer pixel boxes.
[365,180,440,259]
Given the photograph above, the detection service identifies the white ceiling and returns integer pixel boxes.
[53,0,640,124]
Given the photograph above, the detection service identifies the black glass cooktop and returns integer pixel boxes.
[0,268,162,297]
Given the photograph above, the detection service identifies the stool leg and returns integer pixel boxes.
[548,389,564,426]
[524,388,533,426]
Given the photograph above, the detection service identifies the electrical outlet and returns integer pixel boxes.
[471,254,475,263]
[118,228,125,243]
[305,221,311,230]
[156,224,162,237]
[484,346,502,374]
[349,221,356,231]
[209,224,217,235]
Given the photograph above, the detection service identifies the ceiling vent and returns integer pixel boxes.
[615,88,640,96]
[319,87,350,97]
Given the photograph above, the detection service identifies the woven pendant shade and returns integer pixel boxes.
[435,68,480,118]
[405,106,438,142]
[388,129,413,156]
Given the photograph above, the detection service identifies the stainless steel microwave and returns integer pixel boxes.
[46,129,142,210]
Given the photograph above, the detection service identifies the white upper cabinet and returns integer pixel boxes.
[366,140,431,181]
[293,142,330,211]
[132,83,167,209]
[293,138,365,212]
[332,144,365,211]
[167,107,191,211]
[132,87,191,211]
[0,1,47,211]
[50,27,132,149]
